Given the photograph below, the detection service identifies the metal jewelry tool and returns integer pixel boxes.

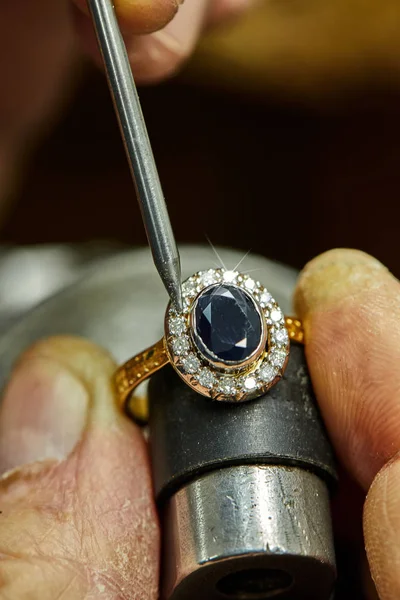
[86,0,182,311]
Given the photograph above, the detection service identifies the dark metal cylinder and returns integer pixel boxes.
[148,343,337,599]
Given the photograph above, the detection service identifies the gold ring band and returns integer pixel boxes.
[115,316,304,422]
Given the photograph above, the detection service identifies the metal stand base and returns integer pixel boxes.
[164,466,335,600]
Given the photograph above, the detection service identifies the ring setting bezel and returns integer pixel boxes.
[164,268,290,403]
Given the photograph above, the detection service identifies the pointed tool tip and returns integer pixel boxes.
[170,282,183,312]
[158,257,183,312]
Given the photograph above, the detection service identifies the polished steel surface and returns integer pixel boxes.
[86,0,182,310]
[163,465,335,599]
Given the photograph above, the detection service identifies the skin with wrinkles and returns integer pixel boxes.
[0,338,159,599]
[294,250,400,488]
[294,249,400,600]
[364,458,400,600]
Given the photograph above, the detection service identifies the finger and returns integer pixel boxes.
[127,0,210,83]
[293,249,400,600]
[207,0,260,26]
[75,0,210,83]
[74,0,182,34]
[364,456,400,600]
[294,249,400,490]
[0,336,159,598]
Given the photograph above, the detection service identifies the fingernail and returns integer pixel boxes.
[294,248,390,318]
[0,356,89,474]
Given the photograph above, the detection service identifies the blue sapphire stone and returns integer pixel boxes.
[193,284,263,364]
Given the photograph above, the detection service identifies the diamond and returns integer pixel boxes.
[223,270,238,283]
[274,328,289,344]
[172,335,190,356]
[183,295,193,308]
[201,270,218,287]
[182,353,201,374]
[169,315,187,336]
[193,284,263,363]
[270,348,287,368]
[183,279,198,296]
[217,377,237,396]
[259,364,276,383]
[198,368,216,388]
[244,278,255,291]
[243,376,257,391]
[259,291,272,307]
[270,308,283,323]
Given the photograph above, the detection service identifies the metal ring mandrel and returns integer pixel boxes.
[148,344,337,600]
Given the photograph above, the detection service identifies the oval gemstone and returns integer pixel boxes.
[193,284,263,363]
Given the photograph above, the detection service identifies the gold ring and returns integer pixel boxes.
[114,268,304,422]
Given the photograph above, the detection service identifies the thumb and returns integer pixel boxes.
[0,336,159,599]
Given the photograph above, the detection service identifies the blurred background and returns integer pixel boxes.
[1,0,400,274]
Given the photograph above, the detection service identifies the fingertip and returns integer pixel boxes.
[20,334,117,374]
[74,0,180,35]
[294,248,388,320]
[74,4,185,83]
[76,0,206,84]
[364,455,400,600]
[293,249,400,489]
[114,0,180,34]
[126,0,207,83]
[126,30,190,84]
[0,336,119,474]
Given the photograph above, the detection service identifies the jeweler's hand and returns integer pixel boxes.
[0,337,160,598]
[74,0,257,84]
[294,248,400,599]
[1,249,399,599]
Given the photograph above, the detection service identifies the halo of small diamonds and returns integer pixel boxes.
[165,268,290,402]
